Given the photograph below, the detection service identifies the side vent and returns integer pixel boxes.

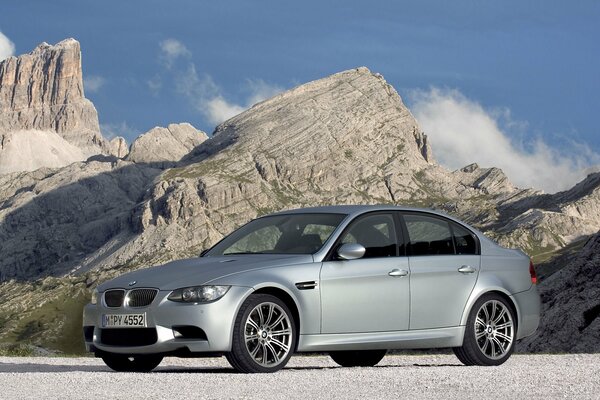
[295,281,317,290]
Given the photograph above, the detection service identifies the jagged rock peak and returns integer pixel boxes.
[453,164,515,195]
[412,126,433,163]
[31,38,80,52]
[109,137,129,159]
[555,172,600,203]
[127,123,208,164]
[204,67,432,167]
[0,38,106,151]
[460,163,480,173]
[0,38,108,174]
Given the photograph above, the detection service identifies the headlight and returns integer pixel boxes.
[91,289,99,305]
[167,285,230,303]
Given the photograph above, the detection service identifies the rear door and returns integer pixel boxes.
[401,212,480,330]
[320,213,410,333]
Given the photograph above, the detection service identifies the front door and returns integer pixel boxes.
[320,213,410,334]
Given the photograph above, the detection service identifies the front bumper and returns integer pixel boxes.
[83,286,253,355]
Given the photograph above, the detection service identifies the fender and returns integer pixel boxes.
[210,262,321,336]
[460,273,521,331]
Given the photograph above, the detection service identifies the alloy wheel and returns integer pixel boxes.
[474,300,514,360]
[244,302,293,367]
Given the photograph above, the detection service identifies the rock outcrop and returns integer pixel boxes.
[519,232,600,352]
[108,137,129,158]
[485,172,600,257]
[0,160,161,281]
[127,123,208,164]
[0,39,107,173]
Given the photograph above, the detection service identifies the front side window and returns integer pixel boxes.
[206,213,346,256]
[340,214,397,258]
[404,214,454,256]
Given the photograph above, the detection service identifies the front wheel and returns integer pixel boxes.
[329,350,387,367]
[453,293,516,366]
[101,353,163,372]
[226,294,296,373]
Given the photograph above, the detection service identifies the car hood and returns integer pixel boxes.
[97,254,314,291]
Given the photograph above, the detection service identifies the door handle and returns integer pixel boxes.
[388,269,409,277]
[458,265,476,274]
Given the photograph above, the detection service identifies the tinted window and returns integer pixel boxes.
[207,213,346,256]
[340,214,397,258]
[404,214,454,256]
[452,223,477,255]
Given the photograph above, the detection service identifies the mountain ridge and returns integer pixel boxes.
[0,40,599,354]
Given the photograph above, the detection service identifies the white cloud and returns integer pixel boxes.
[409,88,600,193]
[173,64,245,125]
[159,39,191,68]
[83,75,106,93]
[204,97,246,125]
[100,121,138,141]
[245,79,284,106]
[0,30,15,61]
[161,42,283,126]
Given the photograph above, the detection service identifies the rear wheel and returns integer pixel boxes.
[453,293,516,366]
[329,350,387,367]
[226,294,296,373]
[101,353,163,372]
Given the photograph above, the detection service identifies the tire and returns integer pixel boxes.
[101,353,163,372]
[453,293,516,366]
[226,294,296,373]
[329,350,387,367]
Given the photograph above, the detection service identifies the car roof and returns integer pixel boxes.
[268,204,453,219]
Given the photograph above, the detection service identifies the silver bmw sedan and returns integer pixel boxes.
[83,205,540,373]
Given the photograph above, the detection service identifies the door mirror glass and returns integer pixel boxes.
[337,243,366,260]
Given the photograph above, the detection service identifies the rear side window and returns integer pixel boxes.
[404,214,454,256]
[452,222,478,255]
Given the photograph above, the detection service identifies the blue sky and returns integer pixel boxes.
[1,1,599,191]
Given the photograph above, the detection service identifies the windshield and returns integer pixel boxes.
[205,213,347,256]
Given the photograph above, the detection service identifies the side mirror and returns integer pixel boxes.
[337,243,366,260]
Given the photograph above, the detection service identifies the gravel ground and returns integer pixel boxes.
[0,354,598,399]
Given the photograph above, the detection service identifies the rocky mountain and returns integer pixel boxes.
[127,123,208,165]
[0,41,599,354]
[109,137,129,159]
[519,231,600,352]
[0,39,108,173]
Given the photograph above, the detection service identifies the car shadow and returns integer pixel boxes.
[0,361,464,374]
[0,361,108,373]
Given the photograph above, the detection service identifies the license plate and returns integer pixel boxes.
[102,313,146,328]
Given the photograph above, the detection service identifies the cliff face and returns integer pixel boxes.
[519,231,600,352]
[0,39,107,173]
